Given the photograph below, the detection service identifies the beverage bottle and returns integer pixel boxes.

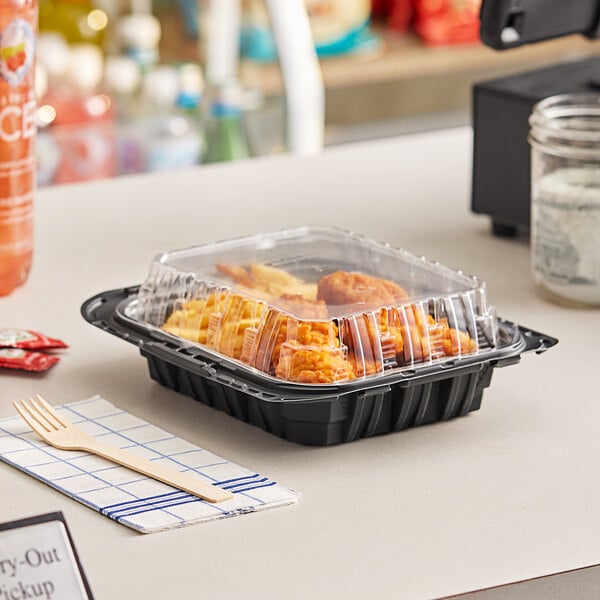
[140,65,204,173]
[205,84,250,163]
[0,0,37,296]
[44,43,116,184]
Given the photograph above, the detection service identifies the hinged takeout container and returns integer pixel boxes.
[81,226,557,445]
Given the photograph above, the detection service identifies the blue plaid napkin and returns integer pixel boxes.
[0,395,298,533]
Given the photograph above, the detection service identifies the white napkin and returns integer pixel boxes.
[0,395,298,533]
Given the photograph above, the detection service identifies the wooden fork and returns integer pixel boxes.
[13,395,233,504]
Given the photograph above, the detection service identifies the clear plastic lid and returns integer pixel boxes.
[135,227,498,385]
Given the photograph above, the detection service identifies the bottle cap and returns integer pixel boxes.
[175,63,204,109]
[210,82,244,116]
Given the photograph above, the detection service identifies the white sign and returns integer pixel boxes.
[0,513,92,599]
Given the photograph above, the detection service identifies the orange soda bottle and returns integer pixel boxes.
[0,0,37,296]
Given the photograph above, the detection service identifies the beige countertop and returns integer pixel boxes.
[1,127,598,599]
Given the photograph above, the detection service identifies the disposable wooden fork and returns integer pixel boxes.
[13,395,233,504]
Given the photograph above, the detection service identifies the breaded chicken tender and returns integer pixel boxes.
[317,270,409,310]
[391,306,478,365]
[341,303,479,374]
[275,293,328,318]
[340,309,400,377]
[250,312,341,372]
[275,342,356,383]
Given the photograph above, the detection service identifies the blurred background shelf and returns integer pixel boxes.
[36,1,600,187]
[158,9,600,141]
[315,33,600,141]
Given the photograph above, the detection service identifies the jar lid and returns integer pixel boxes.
[529,93,600,158]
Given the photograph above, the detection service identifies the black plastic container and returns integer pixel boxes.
[81,286,557,446]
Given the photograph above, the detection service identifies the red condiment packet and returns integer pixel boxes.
[0,327,68,350]
[0,348,60,372]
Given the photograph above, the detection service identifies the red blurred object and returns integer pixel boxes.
[42,88,116,184]
[372,0,413,32]
[413,0,481,45]
[371,0,388,17]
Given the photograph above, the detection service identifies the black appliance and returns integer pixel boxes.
[472,0,600,236]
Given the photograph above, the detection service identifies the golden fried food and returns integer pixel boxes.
[161,293,225,344]
[214,264,256,288]
[275,293,328,318]
[275,342,356,383]
[249,263,317,299]
[442,325,478,356]
[206,294,265,359]
[216,262,318,301]
[317,270,409,310]
[249,311,340,372]
[340,312,388,377]
[162,292,265,360]
[162,266,478,384]
[340,303,478,374]
[390,306,478,365]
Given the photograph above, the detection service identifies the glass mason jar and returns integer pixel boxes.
[529,94,600,307]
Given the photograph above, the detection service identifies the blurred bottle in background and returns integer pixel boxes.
[205,84,250,163]
[40,42,116,184]
[103,54,144,174]
[141,63,205,172]
[0,0,37,296]
[115,9,161,72]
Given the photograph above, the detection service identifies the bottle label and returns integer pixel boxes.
[0,17,34,87]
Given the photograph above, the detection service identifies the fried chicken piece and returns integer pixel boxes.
[389,305,433,365]
[275,341,356,383]
[272,317,355,383]
[442,325,478,356]
[341,308,414,376]
[274,293,328,318]
[391,306,478,365]
[340,311,390,377]
[249,310,341,375]
[341,303,478,374]
[317,270,409,310]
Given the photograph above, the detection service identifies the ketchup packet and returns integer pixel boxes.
[0,348,60,372]
[0,328,68,350]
